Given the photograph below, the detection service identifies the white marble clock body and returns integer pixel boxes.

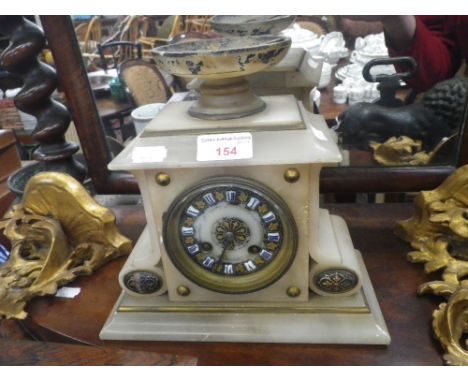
[109,95,341,302]
[102,94,390,344]
[132,163,315,302]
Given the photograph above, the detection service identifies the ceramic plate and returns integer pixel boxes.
[152,36,291,79]
[210,15,296,36]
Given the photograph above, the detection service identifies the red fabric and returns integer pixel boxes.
[388,16,468,92]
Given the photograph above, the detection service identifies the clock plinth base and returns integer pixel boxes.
[100,215,390,345]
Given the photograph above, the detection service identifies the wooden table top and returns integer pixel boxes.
[95,97,133,119]
[0,339,196,366]
[21,202,445,365]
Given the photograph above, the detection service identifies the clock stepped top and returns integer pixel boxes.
[108,96,342,171]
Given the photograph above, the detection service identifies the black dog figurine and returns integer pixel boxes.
[337,77,468,152]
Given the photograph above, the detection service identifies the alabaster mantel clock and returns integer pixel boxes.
[100,34,390,344]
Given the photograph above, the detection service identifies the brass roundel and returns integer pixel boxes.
[284,168,300,183]
[177,285,191,296]
[214,217,251,249]
[314,268,358,294]
[287,286,301,297]
[155,172,171,186]
[124,271,162,294]
[163,176,298,294]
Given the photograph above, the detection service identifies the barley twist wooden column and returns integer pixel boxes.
[0,16,85,195]
[39,15,138,194]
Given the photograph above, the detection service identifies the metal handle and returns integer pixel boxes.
[363,56,417,83]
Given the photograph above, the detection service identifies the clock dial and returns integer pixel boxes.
[163,177,298,294]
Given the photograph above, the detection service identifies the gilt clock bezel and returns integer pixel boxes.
[162,176,298,294]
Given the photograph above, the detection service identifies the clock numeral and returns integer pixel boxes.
[202,256,215,269]
[246,197,260,210]
[260,249,273,261]
[181,226,194,236]
[244,260,257,272]
[202,193,217,206]
[225,190,237,203]
[186,205,200,217]
[267,232,280,242]
[262,211,276,223]
[224,263,234,275]
[187,244,200,256]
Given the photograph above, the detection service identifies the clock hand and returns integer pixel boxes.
[219,232,235,262]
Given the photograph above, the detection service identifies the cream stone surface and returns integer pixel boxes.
[310,210,363,296]
[145,164,312,303]
[118,226,167,297]
[103,95,389,344]
[101,239,390,344]
[108,100,341,171]
[143,95,303,134]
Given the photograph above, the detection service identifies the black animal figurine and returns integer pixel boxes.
[337,77,468,152]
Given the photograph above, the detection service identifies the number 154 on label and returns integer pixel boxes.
[197,132,253,161]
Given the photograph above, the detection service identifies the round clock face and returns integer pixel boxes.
[163,177,298,294]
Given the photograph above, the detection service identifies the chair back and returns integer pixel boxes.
[119,59,170,106]
[83,16,102,53]
[74,16,102,54]
[158,15,182,39]
[97,41,142,72]
[184,16,212,33]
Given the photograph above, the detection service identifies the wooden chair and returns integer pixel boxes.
[74,16,102,54]
[74,16,103,70]
[101,16,138,44]
[119,59,171,106]
[184,16,212,33]
[118,16,141,43]
[83,16,102,53]
[97,41,142,72]
[138,15,182,51]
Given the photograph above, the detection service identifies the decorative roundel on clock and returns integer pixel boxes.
[163,176,298,294]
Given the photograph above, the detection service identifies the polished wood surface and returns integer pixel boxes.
[20,203,445,365]
[0,319,27,340]
[0,129,21,183]
[0,130,19,219]
[321,165,456,194]
[0,339,196,365]
[96,97,133,120]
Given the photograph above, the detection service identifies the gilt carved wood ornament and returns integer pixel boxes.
[396,165,468,365]
[0,172,132,319]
